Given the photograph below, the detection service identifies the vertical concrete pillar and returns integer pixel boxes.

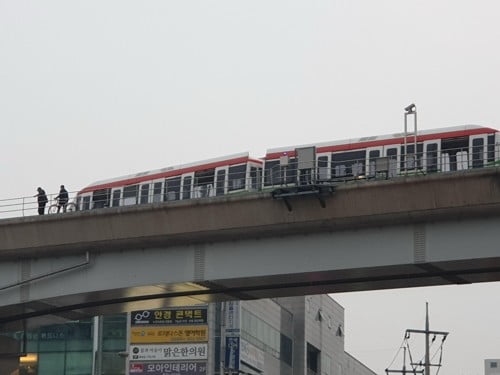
[0,335,20,375]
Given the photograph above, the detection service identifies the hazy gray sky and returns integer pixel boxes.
[1,1,500,374]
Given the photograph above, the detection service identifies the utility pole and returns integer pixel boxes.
[386,303,449,375]
[386,346,424,375]
[406,303,449,375]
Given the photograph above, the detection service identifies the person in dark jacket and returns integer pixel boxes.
[35,187,48,215]
[55,185,69,213]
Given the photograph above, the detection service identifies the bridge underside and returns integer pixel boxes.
[1,215,500,330]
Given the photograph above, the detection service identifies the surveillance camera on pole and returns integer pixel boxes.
[403,103,418,174]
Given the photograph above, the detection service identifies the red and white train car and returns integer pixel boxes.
[262,125,499,186]
[76,153,263,211]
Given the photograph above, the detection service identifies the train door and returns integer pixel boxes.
[181,173,194,200]
[470,134,488,169]
[111,188,122,207]
[384,145,400,177]
[316,153,330,182]
[423,140,440,173]
[215,166,228,196]
[365,146,383,178]
[151,179,163,203]
[139,183,151,205]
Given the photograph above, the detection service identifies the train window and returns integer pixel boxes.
[488,135,495,163]
[194,169,215,198]
[441,137,468,172]
[153,182,162,203]
[331,150,366,179]
[182,176,192,199]
[216,170,226,196]
[123,185,139,205]
[401,144,423,170]
[165,177,181,201]
[140,184,150,204]
[472,138,484,168]
[317,156,328,181]
[228,165,247,191]
[368,150,380,177]
[250,167,261,189]
[112,189,121,207]
[92,189,110,209]
[82,196,91,211]
[264,160,279,186]
[426,143,438,173]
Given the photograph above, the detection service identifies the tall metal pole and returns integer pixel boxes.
[404,112,408,174]
[413,108,418,166]
[425,302,430,375]
[403,346,407,375]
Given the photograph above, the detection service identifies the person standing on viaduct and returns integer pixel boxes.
[55,185,69,213]
[35,187,48,215]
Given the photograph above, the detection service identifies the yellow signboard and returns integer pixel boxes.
[130,325,209,344]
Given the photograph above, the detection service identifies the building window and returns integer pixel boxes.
[491,362,498,368]
[307,343,320,373]
[280,334,293,366]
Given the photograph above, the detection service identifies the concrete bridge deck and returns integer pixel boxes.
[1,168,500,326]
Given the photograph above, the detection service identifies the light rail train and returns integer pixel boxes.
[76,125,499,211]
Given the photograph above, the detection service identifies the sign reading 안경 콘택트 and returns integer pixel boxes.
[132,307,208,325]
[129,361,207,375]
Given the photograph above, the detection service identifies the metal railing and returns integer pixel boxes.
[266,146,498,187]
[0,146,497,219]
[0,190,80,219]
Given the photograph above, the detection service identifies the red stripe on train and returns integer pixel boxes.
[79,157,262,194]
[265,127,497,160]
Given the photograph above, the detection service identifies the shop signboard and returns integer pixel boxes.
[129,361,207,375]
[224,336,240,371]
[130,325,208,344]
[130,343,208,362]
[240,339,264,371]
[132,307,208,325]
[224,301,240,336]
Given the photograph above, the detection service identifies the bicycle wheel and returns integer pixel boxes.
[47,204,59,214]
[66,202,77,213]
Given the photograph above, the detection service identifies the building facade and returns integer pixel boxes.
[11,295,375,375]
[485,359,500,375]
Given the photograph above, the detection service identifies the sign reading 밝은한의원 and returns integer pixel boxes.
[131,307,208,325]
[129,361,207,375]
[130,343,208,361]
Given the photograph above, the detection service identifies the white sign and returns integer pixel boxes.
[240,339,265,371]
[129,343,208,361]
[225,301,240,336]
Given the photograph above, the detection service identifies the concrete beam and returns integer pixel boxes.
[1,168,500,259]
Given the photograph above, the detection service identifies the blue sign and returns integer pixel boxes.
[224,337,240,370]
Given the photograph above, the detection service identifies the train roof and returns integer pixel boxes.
[265,124,497,158]
[81,152,261,193]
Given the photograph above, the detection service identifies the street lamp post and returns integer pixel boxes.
[404,103,417,174]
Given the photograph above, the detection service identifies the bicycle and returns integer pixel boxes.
[48,198,77,214]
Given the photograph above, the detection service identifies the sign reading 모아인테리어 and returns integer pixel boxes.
[130,343,208,361]
[129,361,207,375]
[132,307,207,325]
